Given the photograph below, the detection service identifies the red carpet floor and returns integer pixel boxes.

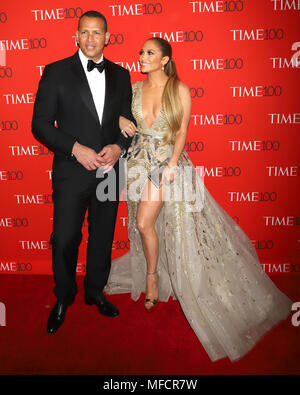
[0,273,299,375]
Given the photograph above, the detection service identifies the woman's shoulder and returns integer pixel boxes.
[178,81,190,94]
[178,81,191,102]
[132,80,144,89]
[132,80,145,97]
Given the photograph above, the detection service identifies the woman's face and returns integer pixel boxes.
[139,40,168,73]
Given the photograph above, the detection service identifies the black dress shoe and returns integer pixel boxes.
[46,301,70,334]
[85,294,119,317]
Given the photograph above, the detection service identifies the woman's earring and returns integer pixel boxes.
[162,65,165,70]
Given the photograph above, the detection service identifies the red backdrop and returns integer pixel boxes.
[0,0,299,277]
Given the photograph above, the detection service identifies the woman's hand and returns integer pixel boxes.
[119,116,138,138]
[162,163,178,185]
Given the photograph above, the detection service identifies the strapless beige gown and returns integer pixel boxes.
[105,81,292,362]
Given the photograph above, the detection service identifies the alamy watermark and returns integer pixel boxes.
[0,45,5,66]
[95,159,205,212]
[291,42,300,67]
[0,302,6,326]
[291,302,300,327]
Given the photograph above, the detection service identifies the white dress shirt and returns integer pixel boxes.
[78,48,106,124]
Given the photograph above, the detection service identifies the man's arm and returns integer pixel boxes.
[114,70,136,152]
[32,64,105,171]
[31,64,76,156]
[97,70,137,173]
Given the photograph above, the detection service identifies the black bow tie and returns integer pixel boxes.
[87,59,105,73]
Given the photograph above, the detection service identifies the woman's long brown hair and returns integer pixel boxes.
[147,38,183,144]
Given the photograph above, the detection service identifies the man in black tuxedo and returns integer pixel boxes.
[32,11,136,334]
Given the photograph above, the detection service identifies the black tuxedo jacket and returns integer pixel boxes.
[32,51,135,160]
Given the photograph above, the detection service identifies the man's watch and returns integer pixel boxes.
[115,143,126,158]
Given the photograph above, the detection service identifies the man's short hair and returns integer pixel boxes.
[78,10,107,32]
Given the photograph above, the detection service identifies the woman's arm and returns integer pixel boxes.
[168,82,192,168]
[119,115,138,138]
[119,82,138,138]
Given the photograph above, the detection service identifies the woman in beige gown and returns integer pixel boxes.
[105,37,292,362]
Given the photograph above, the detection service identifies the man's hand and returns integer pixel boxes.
[72,142,104,171]
[97,144,122,173]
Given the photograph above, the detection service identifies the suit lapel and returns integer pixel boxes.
[70,52,100,126]
[101,58,116,126]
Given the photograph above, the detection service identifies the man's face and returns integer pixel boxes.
[76,16,110,62]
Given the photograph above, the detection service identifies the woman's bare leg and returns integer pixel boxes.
[137,180,164,309]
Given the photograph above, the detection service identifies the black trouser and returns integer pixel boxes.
[51,157,121,303]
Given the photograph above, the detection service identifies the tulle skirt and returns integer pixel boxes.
[105,133,292,361]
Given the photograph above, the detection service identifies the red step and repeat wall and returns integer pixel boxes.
[0,0,299,276]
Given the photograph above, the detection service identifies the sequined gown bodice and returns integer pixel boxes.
[105,81,292,362]
[132,80,169,137]
[127,80,175,173]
